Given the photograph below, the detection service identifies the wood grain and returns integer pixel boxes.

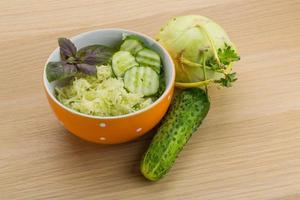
[1,0,300,199]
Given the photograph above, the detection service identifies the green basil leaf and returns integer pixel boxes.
[46,61,77,82]
[77,45,115,65]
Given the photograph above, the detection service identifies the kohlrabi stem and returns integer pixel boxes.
[202,54,208,94]
[195,25,222,68]
[177,50,193,82]
[175,79,213,88]
[180,54,217,73]
[181,56,203,68]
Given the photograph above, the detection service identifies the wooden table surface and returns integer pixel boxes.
[1,0,300,199]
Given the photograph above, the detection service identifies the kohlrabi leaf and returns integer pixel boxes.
[206,44,240,71]
[77,45,115,65]
[204,43,240,87]
[218,43,240,65]
[215,72,237,87]
[46,61,77,82]
[58,38,77,61]
[76,63,97,75]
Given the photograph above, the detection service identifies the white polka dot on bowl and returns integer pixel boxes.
[136,128,142,133]
[99,123,106,127]
[99,137,106,141]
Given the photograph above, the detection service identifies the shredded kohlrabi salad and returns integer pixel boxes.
[55,65,154,116]
[50,35,165,117]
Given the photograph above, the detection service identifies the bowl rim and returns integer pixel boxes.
[43,28,175,120]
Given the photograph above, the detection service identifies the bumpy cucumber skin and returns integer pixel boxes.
[140,88,210,181]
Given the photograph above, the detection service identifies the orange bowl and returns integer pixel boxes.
[43,29,175,144]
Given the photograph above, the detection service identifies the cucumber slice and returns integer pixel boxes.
[136,48,162,74]
[120,38,144,56]
[124,66,159,96]
[112,51,138,77]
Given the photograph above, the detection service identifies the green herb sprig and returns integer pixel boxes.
[206,43,240,87]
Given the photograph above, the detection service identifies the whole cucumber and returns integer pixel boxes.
[140,88,210,181]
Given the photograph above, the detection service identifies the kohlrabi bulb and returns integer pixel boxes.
[157,15,238,87]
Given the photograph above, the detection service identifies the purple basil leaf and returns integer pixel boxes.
[76,45,115,65]
[80,51,98,65]
[46,61,77,82]
[76,63,97,75]
[58,38,77,61]
[66,56,79,64]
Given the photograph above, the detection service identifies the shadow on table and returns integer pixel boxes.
[57,125,157,183]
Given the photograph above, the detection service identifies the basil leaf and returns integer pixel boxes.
[58,38,77,61]
[80,51,98,65]
[46,61,77,82]
[77,63,97,75]
[77,45,115,65]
